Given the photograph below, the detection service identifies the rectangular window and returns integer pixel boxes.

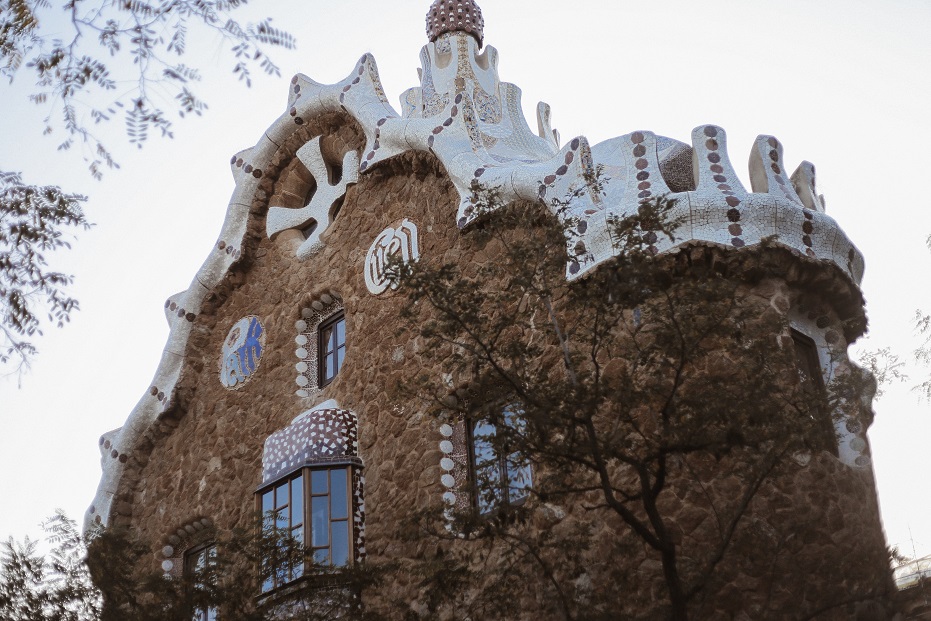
[470,405,532,515]
[258,466,354,593]
[791,330,837,455]
[319,312,346,386]
[185,543,217,621]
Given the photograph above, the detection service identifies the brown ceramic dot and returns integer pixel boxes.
[577,220,588,234]
[718,184,732,191]
[633,145,646,157]
[230,156,237,165]
[803,235,813,247]
[769,150,779,162]
[360,161,368,171]
[544,174,557,184]
[711,164,724,174]
[427,136,435,147]
[290,107,297,117]
[291,76,298,84]
[367,152,375,160]
[158,392,165,400]
[631,132,645,144]
[565,151,575,164]
[638,190,651,199]
[169,301,178,310]
[556,165,569,176]
[186,313,196,322]
[771,163,781,175]
[767,137,778,148]
[119,454,128,463]
[729,224,743,236]
[443,118,453,127]
[236,158,243,167]
[727,208,741,222]
[704,126,718,138]
[726,196,741,207]
[432,127,443,135]
[636,171,650,181]
[377,118,387,126]
[713,175,727,183]
[706,139,719,151]
[111,450,118,459]
[295,116,305,125]
[804,210,813,220]
[569,260,581,275]
[803,222,814,234]
[150,386,158,396]
[635,159,649,170]
[475,168,485,177]
[732,238,745,248]
[571,138,581,150]
[638,181,651,190]
[707,153,721,164]
[451,106,459,117]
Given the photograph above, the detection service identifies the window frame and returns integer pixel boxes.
[790,329,838,456]
[256,463,357,594]
[184,541,218,621]
[317,311,346,387]
[467,405,533,515]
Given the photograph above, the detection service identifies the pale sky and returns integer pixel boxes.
[1,0,930,563]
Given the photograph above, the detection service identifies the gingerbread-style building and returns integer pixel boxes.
[87,2,893,617]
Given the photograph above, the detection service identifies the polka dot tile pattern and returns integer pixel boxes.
[439,420,472,519]
[426,0,484,46]
[261,407,359,483]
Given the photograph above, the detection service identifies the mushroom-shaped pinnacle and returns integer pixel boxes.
[426,0,485,47]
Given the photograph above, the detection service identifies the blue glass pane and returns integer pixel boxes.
[325,354,335,380]
[475,463,502,514]
[336,319,345,345]
[313,548,329,565]
[331,521,349,567]
[506,453,532,503]
[262,571,274,593]
[262,491,273,517]
[275,482,288,509]
[291,476,303,524]
[321,326,334,355]
[336,346,345,372]
[311,496,329,547]
[311,470,328,494]
[472,420,497,466]
[330,468,348,520]
[275,509,289,531]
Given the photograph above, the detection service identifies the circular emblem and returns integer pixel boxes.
[220,315,266,389]
[365,219,420,295]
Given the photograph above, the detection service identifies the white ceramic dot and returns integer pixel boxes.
[295,348,308,359]
[439,440,454,454]
[301,308,314,319]
[295,335,308,346]
[295,362,308,373]
[850,437,867,452]
[439,424,454,437]
[162,545,174,558]
[296,375,309,387]
[440,457,455,471]
[161,560,174,572]
[296,390,309,398]
[441,474,456,488]
[442,491,457,505]
[295,320,308,331]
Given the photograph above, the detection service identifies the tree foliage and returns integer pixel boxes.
[1,0,295,179]
[0,170,89,374]
[1,512,387,620]
[390,192,880,620]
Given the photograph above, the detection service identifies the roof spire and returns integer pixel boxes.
[426,0,485,47]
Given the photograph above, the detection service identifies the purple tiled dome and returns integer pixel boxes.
[426,0,485,46]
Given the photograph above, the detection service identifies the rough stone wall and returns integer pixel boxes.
[121,131,892,619]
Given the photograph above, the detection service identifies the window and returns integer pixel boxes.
[469,405,532,514]
[791,330,837,454]
[318,312,346,386]
[258,466,354,593]
[185,543,217,621]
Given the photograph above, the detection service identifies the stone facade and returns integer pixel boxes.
[87,2,895,619]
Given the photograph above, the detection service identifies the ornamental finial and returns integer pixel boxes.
[426,0,485,47]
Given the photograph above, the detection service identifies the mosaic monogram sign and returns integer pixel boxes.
[220,316,266,389]
[364,219,420,295]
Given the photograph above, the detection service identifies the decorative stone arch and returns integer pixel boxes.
[158,516,216,578]
[293,290,345,398]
